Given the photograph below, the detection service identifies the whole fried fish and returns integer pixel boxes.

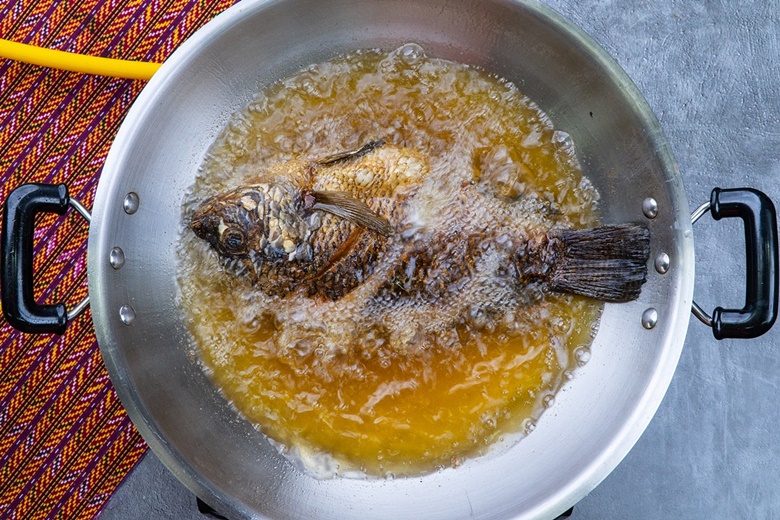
[190,140,650,319]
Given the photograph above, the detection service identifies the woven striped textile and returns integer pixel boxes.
[0,0,237,518]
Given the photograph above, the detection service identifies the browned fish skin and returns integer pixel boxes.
[190,143,425,299]
[190,142,649,306]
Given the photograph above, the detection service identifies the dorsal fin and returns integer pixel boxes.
[315,139,385,166]
[307,190,394,236]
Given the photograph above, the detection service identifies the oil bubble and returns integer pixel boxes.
[398,43,425,67]
[574,346,591,366]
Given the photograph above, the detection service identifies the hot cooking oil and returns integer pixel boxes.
[177,44,603,477]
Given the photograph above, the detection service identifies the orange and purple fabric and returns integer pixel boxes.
[0,1,237,517]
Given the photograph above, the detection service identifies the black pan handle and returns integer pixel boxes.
[1,183,90,334]
[691,187,779,339]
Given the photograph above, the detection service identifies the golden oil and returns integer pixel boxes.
[177,44,602,477]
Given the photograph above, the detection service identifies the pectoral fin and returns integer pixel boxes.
[309,190,394,237]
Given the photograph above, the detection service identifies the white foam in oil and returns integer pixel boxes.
[177,44,603,478]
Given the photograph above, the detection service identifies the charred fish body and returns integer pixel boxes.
[190,141,650,307]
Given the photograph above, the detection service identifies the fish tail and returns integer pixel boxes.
[549,224,650,302]
[519,225,650,302]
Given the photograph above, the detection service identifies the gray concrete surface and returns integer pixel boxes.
[101,0,780,518]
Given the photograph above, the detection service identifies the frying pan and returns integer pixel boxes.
[2,0,777,518]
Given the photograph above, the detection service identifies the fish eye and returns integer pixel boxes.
[222,228,246,254]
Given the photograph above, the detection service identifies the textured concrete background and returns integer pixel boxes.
[101,0,780,518]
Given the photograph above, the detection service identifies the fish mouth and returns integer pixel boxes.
[190,210,220,247]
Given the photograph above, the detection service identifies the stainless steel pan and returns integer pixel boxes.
[2,0,777,518]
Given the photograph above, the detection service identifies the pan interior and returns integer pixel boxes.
[178,45,609,479]
[89,0,693,518]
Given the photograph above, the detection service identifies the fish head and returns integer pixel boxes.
[190,183,312,263]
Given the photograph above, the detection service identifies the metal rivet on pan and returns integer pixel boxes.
[642,197,659,219]
[654,252,670,274]
[109,247,126,270]
[123,192,140,214]
[119,304,136,325]
[642,308,658,330]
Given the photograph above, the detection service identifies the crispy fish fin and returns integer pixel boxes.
[310,190,394,236]
[315,139,385,165]
[547,225,650,302]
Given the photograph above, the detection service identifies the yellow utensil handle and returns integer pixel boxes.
[0,39,161,80]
